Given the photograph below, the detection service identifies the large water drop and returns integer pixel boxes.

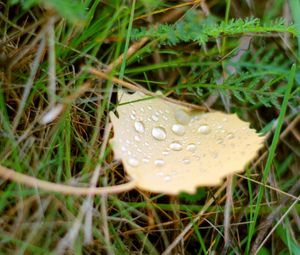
[175,109,190,125]
[152,127,167,140]
[171,124,185,136]
[134,121,145,133]
[198,124,211,134]
[169,141,183,151]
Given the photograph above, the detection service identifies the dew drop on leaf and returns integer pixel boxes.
[198,124,211,134]
[171,124,185,136]
[152,127,167,140]
[134,121,145,133]
[169,141,183,151]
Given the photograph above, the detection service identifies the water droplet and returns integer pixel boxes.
[142,158,150,163]
[191,116,200,122]
[154,159,165,167]
[126,139,131,144]
[170,141,183,151]
[140,107,145,112]
[162,116,168,121]
[152,127,167,140]
[216,138,223,144]
[151,115,159,122]
[175,109,190,125]
[134,135,141,142]
[165,109,170,114]
[145,141,150,146]
[134,121,145,133]
[187,143,196,152]
[130,114,136,120]
[147,106,152,110]
[227,132,234,139]
[121,146,126,152]
[182,158,191,164]
[156,171,164,177]
[128,158,139,167]
[131,110,136,114]
[164,175,172,182]
[162,151,170,156]
[171,124,185,136]
[198,124,211,134]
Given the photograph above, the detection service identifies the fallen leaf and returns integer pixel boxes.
[110,90,265,195]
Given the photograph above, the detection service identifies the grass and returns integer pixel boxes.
[0,0,299,254]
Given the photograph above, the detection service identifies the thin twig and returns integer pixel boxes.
[88,67,207,111]
[0,165,136,195]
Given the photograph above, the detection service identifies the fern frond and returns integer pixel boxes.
[131,14,296,46]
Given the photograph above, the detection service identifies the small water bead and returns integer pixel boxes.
[164,175,172,182]
[162,151,170,156]
[154,159,165,167]
[171,124,185,136]
[182,158,191,164]
[151,115,159,122]
[121,146,126,152]
[152,127,167,141]
[187,143,196,152]
[142,158,150,163]
[175,109,190,125]
[145,141,150,146]
[162,116,168,121]
[130,114,136,120]
[128,158,139,167]
[140,107,145,112]
[134,135,141,142]
[216,138,223,144]
[156,171,164,177]
[226,132,235,139]
[134,121,145,133]
[169,141,183,151]
[198,124,211,134]
[147,106,153,110]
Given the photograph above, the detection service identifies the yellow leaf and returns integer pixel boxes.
[110,90,265,195]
